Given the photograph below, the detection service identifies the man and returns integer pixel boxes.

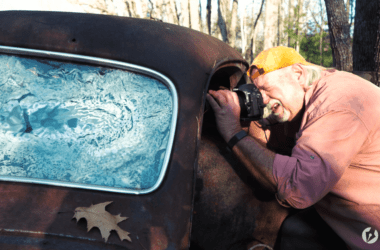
[206,46,380,250]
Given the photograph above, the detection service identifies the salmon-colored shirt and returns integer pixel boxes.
[272,69,380,249]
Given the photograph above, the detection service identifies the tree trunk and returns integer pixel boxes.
[181,0,190,28]
[133,0,144,18]
[249,0,265,63]
[140,0,149,18]
[241,8,246,57]
[319,0,324,65]
[252,22,258,61]
[217,0,228,43]
[353,0,378,72]
[167,0,179,24]
[199,0,204,33]
[278,0,284,46]
[230,0,239,48]
[310,0,326,65]
[264,0,280,50]
[125,0,133,17]
[287,0,293,47]
[375,1,380,86]
[324,0,353,71]
[206,0,212,35]
[295,0,303,52]
[190,0,201,31]
[352,0,380,86]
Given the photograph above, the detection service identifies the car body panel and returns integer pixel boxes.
[0,11,249,249]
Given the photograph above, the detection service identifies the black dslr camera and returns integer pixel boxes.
[232,83,266,121]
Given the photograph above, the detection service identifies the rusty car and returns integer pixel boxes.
[0,11,349,250]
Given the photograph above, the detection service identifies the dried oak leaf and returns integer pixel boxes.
[73,201,132,242]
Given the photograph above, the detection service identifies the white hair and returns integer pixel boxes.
[301,65,326,90]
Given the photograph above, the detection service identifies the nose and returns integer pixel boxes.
[260,91,270,105]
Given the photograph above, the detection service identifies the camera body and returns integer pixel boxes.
[232,83,266,121]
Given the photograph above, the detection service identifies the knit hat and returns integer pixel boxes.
[248,46,318,80]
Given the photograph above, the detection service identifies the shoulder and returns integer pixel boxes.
[312,70,370,97]
[305,70,380,131]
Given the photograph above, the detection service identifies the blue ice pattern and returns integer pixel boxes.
[0,55,173,190]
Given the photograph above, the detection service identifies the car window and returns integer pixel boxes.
[0,51,176,194]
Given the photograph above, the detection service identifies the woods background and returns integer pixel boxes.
[64,0,354,68]
[3,0,380,85]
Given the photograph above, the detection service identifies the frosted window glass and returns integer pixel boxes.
[0,54,173,190]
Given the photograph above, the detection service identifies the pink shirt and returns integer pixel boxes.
[272,69,380,249]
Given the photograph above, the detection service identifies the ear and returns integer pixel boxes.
[291,63,307,87]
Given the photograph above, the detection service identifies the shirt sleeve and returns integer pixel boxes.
[272,109,369,209]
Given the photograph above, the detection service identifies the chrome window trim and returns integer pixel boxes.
[0,45,178,195]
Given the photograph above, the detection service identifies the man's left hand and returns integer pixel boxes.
[206,89,242,142]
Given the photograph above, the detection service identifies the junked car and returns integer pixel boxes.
[0,11,348,250]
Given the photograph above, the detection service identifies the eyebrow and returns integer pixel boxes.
[254,80,265,89]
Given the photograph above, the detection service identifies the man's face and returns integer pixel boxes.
[251,65,306,123]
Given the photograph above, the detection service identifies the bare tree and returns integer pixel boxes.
[154,0,164,20]
[190,0,201,31]
[180,0,190,27]
[277,0,286,46]
[140,0,149,18]
[294,0,304,52]
[230,0,239,48]
[199,0,205,33]
[167,0,179,24]
[287,0,293,47]
[310,0,327,65]
[248,0,265,63]
[376,1,380,85]
[217,0,228,43]
[264,0,280,50]
[324,0,352,71]
[206,0,212,35]
[353,0,379,84]
[318,0,325,65]
[241,8,247,56]
[346,0,351,33]
[126,0,142,17]
[68,0,119,15]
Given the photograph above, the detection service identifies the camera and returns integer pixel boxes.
[232,83,266,121]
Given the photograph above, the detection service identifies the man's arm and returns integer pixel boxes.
[206,90,278,193]
[231,134,277,193]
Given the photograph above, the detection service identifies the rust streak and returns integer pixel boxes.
[150,226,168,250]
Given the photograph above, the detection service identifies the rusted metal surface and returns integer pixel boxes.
[191,119,290,250]
[0,11,248,249]
[189,61,291,249]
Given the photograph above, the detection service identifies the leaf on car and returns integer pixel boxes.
[73,201,132,242]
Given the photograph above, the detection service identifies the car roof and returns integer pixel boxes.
[0,11,247,83]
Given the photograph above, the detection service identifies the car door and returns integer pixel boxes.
[0,11,252,250]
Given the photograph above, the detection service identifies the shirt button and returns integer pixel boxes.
[310,155,314,159]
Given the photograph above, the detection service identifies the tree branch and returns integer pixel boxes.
[253,0,265,31]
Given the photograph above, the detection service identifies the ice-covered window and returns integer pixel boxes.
[0,53,175,194]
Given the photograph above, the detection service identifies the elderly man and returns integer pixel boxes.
[206,46,380,250]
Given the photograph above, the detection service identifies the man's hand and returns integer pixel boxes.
[206,89,242,142]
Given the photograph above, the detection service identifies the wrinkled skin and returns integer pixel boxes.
[190,111,294,250]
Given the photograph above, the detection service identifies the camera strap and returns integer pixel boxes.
[227,130,248,151]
